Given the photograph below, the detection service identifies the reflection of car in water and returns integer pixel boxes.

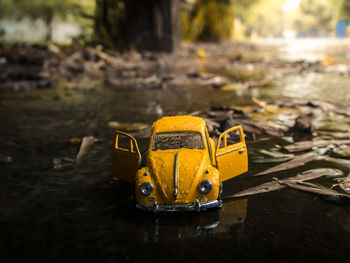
[112,116,248,212]
[138,199,248,242]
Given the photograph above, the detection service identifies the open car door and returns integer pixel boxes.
[216,125,248,182]
[112,131,141,183]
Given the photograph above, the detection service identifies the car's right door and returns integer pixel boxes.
[215,125,248,182]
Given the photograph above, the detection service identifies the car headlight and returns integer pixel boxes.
[140,182,153,195]
[199,179,213,194]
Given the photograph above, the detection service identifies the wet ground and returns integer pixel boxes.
[1,39,350,262]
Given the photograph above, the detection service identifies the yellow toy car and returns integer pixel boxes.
[112,115,248,212]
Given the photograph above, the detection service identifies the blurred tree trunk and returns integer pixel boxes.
[95,0,179,52]
[44,7,54,42]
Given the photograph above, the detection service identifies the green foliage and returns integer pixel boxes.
[231,0,257,20]
[0,0,95,41]
[181,0,258,41]
[338,0,350,19]
[181,0,234,40]
[0,1,6,17]
[94,0,127,48]
[243,0,286,38]
[2,0,85,20]
[293,0,336,35]
[1,0,348,45]
[236,0,341,38]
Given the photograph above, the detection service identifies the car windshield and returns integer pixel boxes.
[152,131,204,151]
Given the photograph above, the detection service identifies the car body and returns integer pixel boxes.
[112,115,248,212]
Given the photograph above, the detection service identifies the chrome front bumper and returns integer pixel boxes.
[136,199,221,212]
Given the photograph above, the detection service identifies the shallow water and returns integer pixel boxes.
[1,40,350,262]
[260,72,350,106]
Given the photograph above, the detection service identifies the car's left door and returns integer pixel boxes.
[112,131,141,183]
[215,125,248,182]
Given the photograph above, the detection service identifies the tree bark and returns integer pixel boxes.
[125,0,179,51]
[44,8,54,42]
[95,0,180,52]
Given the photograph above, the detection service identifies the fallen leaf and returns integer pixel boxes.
[297,168,343,179]
[220,83,246,91]
[318,131,350,140]
[203,118,220,133]
[284,139,350,153]
[252,156,294,163]
[332,145,350,157]
[197,49,206,58]
[0,154,12,164]
[76,136,98,160]
[258,149,294,158]
[107,121,149,131]
[205,76,229,88]
[254,152,318,176]
[280,181,350,204]
[252,97,267,108]
[308,100,350,117]
[70,137,81,144]
[252,97,279,113]
[52,157,75,170]
[225,181,284,199]
[339,173,350,194]
[224,168,341,199]
[322,156,350,167]
[130,127,152,138]
[223,117,286,137]
[321,55,334,66]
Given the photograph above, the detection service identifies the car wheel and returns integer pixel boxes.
[218,182,223,208]
[219,182,223,198]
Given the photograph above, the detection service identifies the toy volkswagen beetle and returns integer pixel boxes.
[112,116,248,212]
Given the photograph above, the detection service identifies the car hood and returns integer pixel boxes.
[148,148,208,204]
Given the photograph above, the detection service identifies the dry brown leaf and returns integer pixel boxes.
[225,168,340,199]
[254,152,318,176]
[252,97,279,113]
[107,121,149,131]
[339,173,350,195]
[280,181,350,203]
[76,136,98,160]
[70,138,81,144]
[284,139,350,153]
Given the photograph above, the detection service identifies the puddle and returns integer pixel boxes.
[261,73,350,106]
[1,40,350,262]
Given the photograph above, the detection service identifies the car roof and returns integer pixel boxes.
[152,116,206,134]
